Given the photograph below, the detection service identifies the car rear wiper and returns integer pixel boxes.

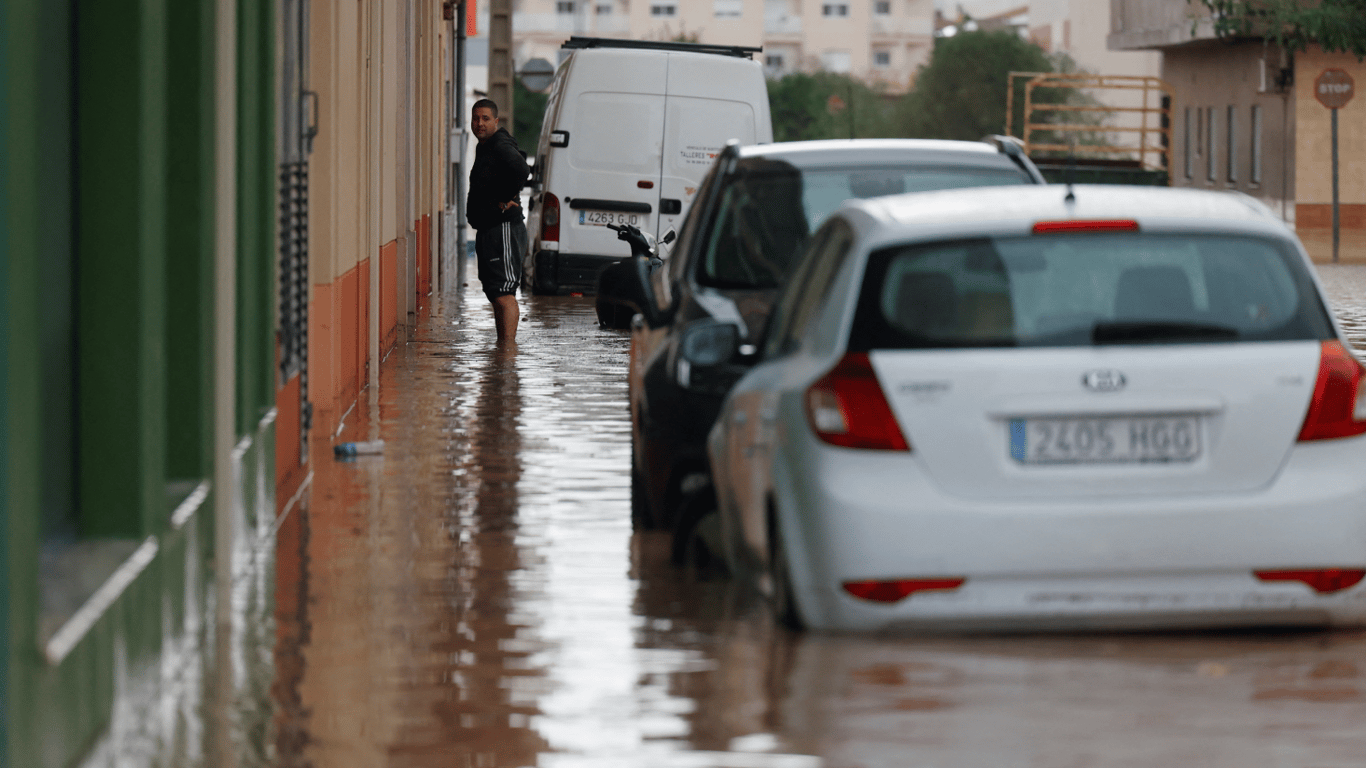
[1091,321,1240,344]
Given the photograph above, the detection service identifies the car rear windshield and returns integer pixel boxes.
[698,163,1032,290]
[849,233,1335,350]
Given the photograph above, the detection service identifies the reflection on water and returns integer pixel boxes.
[80,261,1366,768]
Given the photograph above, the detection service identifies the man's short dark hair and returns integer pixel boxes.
[472,98,499,117]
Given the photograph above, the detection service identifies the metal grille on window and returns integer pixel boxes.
[278,162,309,387]
[277,160,312,463]
[279,0,314,463]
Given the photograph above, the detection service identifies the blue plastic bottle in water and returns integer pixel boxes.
[334,440,384,457]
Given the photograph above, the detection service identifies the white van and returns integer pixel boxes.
[524,37,774,295]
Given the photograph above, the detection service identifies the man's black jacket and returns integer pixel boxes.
[467,128,527,230]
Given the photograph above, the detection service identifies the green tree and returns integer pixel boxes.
[896,29,1074,142]
[513,77,549,151]
[766,70,897,142]
[1197,0,1366,59]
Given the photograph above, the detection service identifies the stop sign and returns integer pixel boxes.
[519,58,555,93]
[1316,69,1355,109]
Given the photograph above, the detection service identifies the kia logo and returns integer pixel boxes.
[1082,369,1126,392]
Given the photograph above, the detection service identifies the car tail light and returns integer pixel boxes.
[1296,340,1366,442]
[805,353,910,451]
[843,578,965,603]
[1032,219,1139,234]
[541,192,560,243]
[1254,568,1366,594]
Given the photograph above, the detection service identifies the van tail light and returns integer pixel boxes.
[843,578,965,603]
[541,192,560,243]
[1254,568,1366,594]
[1296,340,1366,442]
[805,352,910,451]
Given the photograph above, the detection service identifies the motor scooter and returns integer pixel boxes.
[594,223,674,329]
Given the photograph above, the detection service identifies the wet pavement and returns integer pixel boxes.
[244,261,1366,768]
[1319,264,1366,352]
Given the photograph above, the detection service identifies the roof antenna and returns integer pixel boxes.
[1064,135,1077,204]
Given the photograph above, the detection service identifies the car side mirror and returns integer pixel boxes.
[596,256,668,329]
[678,320,741,367]
[675,319,748,394]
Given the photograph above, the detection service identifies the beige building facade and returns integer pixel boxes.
[300,0,452,456]
[506,0,936,91]
[1110,0,1366,230]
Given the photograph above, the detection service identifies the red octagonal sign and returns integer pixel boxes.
[1316,69,1355,109]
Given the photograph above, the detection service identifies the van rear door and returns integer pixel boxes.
[658,54,767,240]
[559,51,666,259]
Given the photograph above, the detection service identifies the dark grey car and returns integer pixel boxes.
[601,137,1046,559]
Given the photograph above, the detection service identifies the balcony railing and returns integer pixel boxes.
[869,16,933,37]
[763,14,802,35]
[515,12,628,34]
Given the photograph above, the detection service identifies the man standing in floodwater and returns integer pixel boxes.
[468,98,528,344]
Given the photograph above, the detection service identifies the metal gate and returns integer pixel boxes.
[278,0,316,462]
[1005,72,1173,173]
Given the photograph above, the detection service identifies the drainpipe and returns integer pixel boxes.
[454,0,468,288]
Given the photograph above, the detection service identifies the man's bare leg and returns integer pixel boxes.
[493,294,519,344]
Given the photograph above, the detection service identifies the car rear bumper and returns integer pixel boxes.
[532,249,622,294]
[776,435,1366,632]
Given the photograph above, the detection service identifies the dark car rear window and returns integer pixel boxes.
[849,233,1335,350]
[698,162,1033,290]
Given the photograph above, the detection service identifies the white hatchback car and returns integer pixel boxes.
[704,184,1366,632]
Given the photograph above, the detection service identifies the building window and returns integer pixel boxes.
[1251,104,1263,184]
[822,3,849,16]
[715,0,743,16]
[596,3,613,13]
[821,50,851,72]
[1183,107,1192,180]
[872,49,891,67]
[556,0,576,12]
[766,53,785,70]
[1206,106,1217,182]
[874,0,890,13]
[651,2,677,14]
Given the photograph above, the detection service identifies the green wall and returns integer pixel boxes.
[5,0,70,761]
[3,0,281,763]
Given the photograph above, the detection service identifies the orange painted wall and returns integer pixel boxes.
[275,373,306,511]
[380,240,398,355]
[337,261,362,410]
[416,215,431,300]
[308,257,371,439]
[1296,203,1366,229]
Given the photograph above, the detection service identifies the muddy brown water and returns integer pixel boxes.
[90,265,1366,768]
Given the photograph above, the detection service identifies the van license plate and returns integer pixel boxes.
[579,211,641,227]
[1009,415,1201,464]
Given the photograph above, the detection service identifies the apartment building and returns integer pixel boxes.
[1110,0,1366,229]
[505,0,936,91]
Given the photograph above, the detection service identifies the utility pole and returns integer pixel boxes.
[489,0,513,132]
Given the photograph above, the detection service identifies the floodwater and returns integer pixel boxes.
[1318,264,1366,352]
[259,263,1366,768]
[84,263,1366,768]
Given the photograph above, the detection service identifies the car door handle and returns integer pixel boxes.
[660,198,682,215]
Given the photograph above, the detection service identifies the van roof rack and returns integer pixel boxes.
[561,36,762,59]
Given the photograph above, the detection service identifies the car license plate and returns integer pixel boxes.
[579,210,642,227]
[1009,415,1201,464]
